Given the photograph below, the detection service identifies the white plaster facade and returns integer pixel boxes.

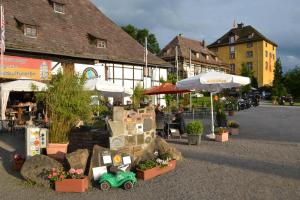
[51,62,168,106]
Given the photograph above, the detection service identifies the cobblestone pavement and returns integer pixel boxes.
[1,106,300,200]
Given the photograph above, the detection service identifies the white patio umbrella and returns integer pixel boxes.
[176,71,250,139]
[84,78,133,98]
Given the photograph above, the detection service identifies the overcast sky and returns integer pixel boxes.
[92,0,300,72]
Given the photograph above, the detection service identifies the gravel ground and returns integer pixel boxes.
[1,105,300,200]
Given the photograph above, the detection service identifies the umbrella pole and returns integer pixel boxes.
[210,92,215,136]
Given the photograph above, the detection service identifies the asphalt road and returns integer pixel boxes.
[0,105,300,200]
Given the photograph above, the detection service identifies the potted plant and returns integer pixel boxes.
[48,168,88,192]
[226,97,237,116]
[215,101,227,127]
[136,152,176,181]
[215,127,229,142]
[186,121,203,145]
[44,72,93,160]
[228,120,240,135]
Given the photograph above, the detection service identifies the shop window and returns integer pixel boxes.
[24,25,37,38]
[246,51,253,58]
[54,2,65,14]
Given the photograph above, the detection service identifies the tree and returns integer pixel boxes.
[240,63,253,94]
[272,58,287,97]
[284,66,300,98]
[159,72,177,108]
[122,24,160,54]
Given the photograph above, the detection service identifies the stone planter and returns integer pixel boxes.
[215,131,229,142]
[229,128,240,135]
[136,160,176,181]
[46,143,69,161]
[187,135,201,145]
[55,176,89,193]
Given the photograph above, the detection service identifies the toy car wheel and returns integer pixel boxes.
[124,181,134,190]
[100,181,111,191]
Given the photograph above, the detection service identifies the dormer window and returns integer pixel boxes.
[54,2,65,14]
[229,36,235,44]
[24,25,37,38]
[97,39,107,48]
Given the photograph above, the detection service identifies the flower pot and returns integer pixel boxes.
[215,131,229,142]
[228,110,235,116]
[55,176,88,193]
[46,143,69,161]
[187,135,201,145]
[12,159,25,171]
[229,128,240,135]
[136,160,176,181]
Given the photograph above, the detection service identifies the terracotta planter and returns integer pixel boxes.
[46,143,69,160]
[215,131,229,142]
[55,176,88,193]
[229,128,240,135]
[136,160,176,181]
[12,159,25,171]
[228,110,235,116]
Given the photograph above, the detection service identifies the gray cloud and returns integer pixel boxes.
[92,0,300,71]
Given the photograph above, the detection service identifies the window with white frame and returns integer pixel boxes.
[97,39,107,48]
[54,2,65,14]
[230,46,235,53]
[24,25,37,38]
[229,36,235,44]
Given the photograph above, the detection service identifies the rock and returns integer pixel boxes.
[88,145,114,181]
[66,149,89,171]
[20,155,63,187]
[135,137,183,164]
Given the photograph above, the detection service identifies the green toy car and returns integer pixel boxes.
[99,171,137,191]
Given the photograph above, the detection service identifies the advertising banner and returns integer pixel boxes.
[0,55,51,80]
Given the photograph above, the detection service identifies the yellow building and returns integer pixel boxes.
[207,23,278,87]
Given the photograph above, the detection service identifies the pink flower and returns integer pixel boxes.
[69,168,76,174]
[48,175,52,179]
[75,169,83,175]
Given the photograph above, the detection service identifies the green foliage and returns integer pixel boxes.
[226,96,237,111]
[272,58,287,97]
[228,120,240,128]
[122,24,160,54]
[46,71,93,143]
[137,160,157,171]
[186,121,204,135]
[131,83,146,109]
[159,72,177,109]
[284,66,300,98]
[240,63,253,94]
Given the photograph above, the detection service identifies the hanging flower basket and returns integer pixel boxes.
[136,159,176,181]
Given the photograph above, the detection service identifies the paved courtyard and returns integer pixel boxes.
[1,105,300,200]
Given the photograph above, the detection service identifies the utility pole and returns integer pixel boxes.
[189,48,192,111]
[175,45,179,107]
[144,37,148,89]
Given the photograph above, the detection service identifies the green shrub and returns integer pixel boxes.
[228,120,240,128]
[186,121,204,136]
